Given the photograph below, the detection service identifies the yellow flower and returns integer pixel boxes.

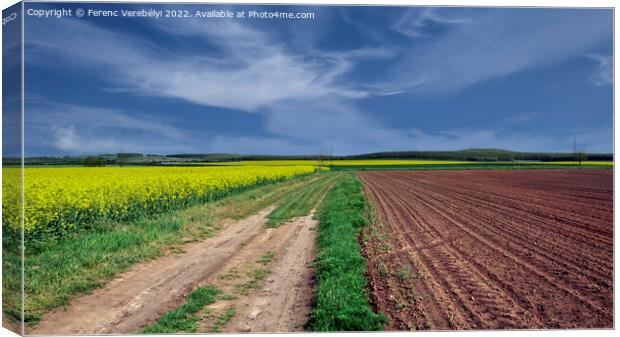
[2,165,317,235]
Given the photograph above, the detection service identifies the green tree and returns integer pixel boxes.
[83,156,106,167]
[116,153,133,167]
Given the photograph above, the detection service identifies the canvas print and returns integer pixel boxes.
[1,1,614,335]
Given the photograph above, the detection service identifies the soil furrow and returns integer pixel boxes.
[362,175,537,329]
[359,169,613,329]
[385,176,611,324]
[392,178,613,294]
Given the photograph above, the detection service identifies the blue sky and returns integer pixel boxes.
[21,4,613,156]
[2,2,21,157]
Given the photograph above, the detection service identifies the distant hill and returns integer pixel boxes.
[344,149,613,162]
[5,148,612,166]
[166,149,613,162]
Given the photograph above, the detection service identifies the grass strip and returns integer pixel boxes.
[266,172,341,228]
[142,285,222,333]
[308,173,386,331]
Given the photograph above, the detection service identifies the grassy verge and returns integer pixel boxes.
[143,285,222,333]
[22,173,324,325]
[308,173,386,331]
[266,172,341,228]
[2,231,22,327]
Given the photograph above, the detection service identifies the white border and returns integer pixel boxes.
[0,1,617,337]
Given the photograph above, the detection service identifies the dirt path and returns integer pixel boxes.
[200,212,318,333]
[29,208,321,335]
[29,207,276,335]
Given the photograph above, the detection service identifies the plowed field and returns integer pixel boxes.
[359,169,612,330]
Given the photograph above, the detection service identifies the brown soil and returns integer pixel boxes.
[358,169,613,330]
[198,212,318,333]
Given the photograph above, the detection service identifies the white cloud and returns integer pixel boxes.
[392,9,612,94]
[26,97,612,156]
[587,54,613,86]
[53,126,81,152]
[26,101,192,155]
[203,118,612,155]
[393,7,474,38]
[232,98,605,154]
[27,8,613,100]
[24,9,612,156]
[26,18,391,112]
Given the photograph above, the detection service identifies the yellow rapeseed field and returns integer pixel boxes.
[2,165,316,237]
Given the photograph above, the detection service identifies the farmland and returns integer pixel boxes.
[2,161,614,333]
[359,169,613,329]
[15,171,337,332]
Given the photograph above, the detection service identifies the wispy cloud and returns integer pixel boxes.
[27,18,391,112]
[25,100,192,155]
[393,7,474,38]
[27,8,612,101]
[391,8,612,94]
[24,97,612,155]
[587,54,613,86]
[24,7,612,155]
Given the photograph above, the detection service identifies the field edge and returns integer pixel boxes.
[307,173,387,331]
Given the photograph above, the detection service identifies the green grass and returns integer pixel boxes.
[21,173,324,325]
[257,251,275,265]
[209,305,237,333]
[142,285,222,333]
[308,173,386,331]
[234,268,271,295]
[266,172,342,228]
[2,231,22,327]
[218,268,241,281]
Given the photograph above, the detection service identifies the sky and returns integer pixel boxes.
[2,2,22,158]
[17,3,614,156]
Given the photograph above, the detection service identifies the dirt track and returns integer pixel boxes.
[28,207,318,335]
[200,212,318,333]
[359,169,613,330]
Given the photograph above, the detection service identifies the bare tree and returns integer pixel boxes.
[316,145,325,167]
[316,140,334,167]
[573,138,587,166]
